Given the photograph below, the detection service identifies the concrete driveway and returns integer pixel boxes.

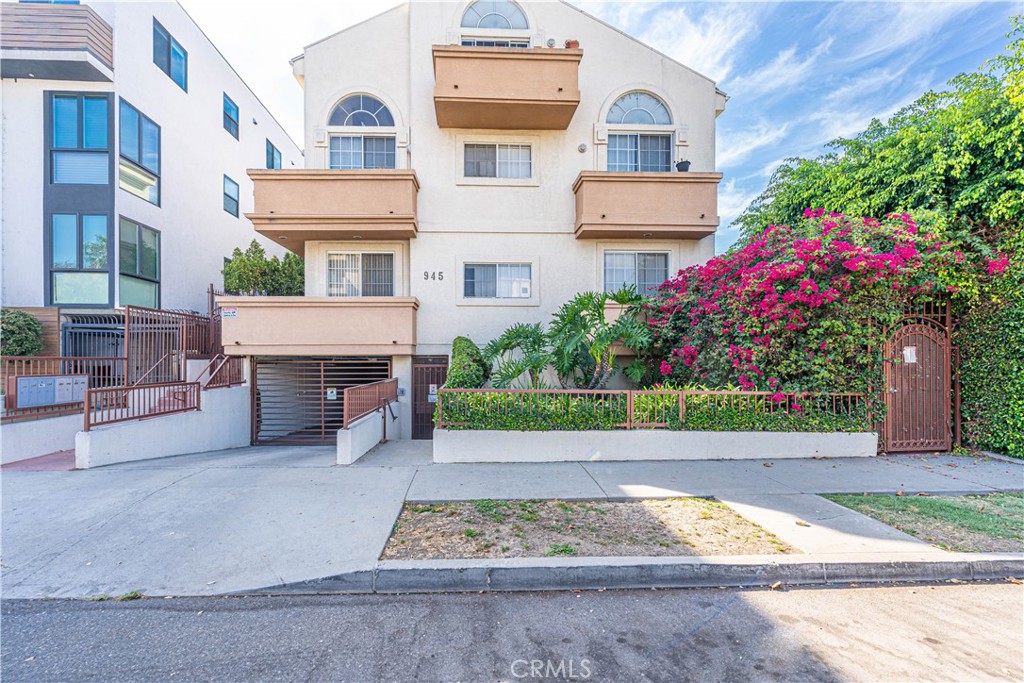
[2,443,1020,598]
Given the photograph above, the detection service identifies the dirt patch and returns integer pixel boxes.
[826,492,1024,553]
[382,498,796,560]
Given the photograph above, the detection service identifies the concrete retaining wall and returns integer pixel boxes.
[433,429,879,463]
[337,400,402,465]
[75,385,250,468]
[1,413,83,464]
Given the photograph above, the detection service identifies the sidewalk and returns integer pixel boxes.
[1,444,1020,598]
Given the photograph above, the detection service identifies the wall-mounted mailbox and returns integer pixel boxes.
[5,375,88,410]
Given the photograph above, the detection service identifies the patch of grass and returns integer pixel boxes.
[825,492,1024,552]
[86,594,109,601]
[472,499,511,522]
[461,528,482,538]
[546,543,578,556]
[115,591,143,601]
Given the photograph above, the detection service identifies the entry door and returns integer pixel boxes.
[884,323,951,452]
[412,357,448,440]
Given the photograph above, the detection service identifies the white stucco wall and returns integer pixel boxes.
[0,413,84,464]
[1,1,302,313]
[336,398,402,465]
[75,384,250,468]
[433,429,880,463]
[295,0,722,355]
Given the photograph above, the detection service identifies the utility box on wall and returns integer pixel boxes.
[5,375,88,409]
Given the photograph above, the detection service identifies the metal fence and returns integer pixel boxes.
[125,306,214,384]
[436,388,869,431]
[204,355,245,390]
[342,378,398,429]
[1,356,127,422]
[84,381,201,431]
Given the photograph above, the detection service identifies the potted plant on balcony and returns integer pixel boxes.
[675,160,691,172]
[565,39,580,49]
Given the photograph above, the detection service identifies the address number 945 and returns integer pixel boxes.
[424,271,444,281]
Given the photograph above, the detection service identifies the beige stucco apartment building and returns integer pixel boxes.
[218,0,727,443]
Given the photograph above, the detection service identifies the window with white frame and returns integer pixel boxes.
[464,143,531,179]
[603,252,668,295]
[605,91,674,172]
[461,0,528,30]
[327,252,394,297]
[327,94,397,170]
[464,263,532,299]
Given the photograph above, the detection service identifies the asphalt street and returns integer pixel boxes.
[2,582,1021,682]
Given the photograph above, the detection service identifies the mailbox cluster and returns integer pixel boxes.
[6,375,89,410]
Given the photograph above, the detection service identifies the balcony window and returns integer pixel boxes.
[327,252,394,297]
[606,92,672,125]
[50,93,109,185]
[604,252,669,295]
[464,263,531,299]
[329,136,395,170]
[153,19,187,91]
[119,218,160,307]
[223,175,239,217]
[328,95,394,127]
[607,134,672,172]
[605,91,674,172]
[223,93,239,139]
[49,213,110,305]
[119,99,160,204]
[460,38,529,48]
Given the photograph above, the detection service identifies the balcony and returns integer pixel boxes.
[0,3,113,82]
[573,171,722,240]
[246,170,419,257]
[217,297,419,357]
[432,45,582,130]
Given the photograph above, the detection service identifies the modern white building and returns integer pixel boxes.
[0,0,301,321]
[218,0,727,445]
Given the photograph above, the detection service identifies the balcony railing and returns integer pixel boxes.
[432,45,582,130]
[573,171,722,239]
[246,170,419,256]
[217,296,419,356]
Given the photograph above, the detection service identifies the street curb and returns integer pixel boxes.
[251,556,1024,595]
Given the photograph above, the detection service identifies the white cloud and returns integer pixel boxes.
[726,38,833,96]
[717,120,790,168]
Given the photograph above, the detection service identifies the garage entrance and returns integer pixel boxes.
[252,358,391,444]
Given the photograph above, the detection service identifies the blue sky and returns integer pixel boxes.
[183,1,1020,252]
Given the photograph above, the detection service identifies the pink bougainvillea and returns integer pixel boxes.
[643,211,994,395]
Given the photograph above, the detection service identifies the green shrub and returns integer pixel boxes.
[1,309,44,356]
[444,336,490,388]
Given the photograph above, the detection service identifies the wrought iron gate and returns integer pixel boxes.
[412,356,448,440]
[883,318,951,453]
[251,358,391,444]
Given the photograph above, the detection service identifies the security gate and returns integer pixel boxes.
[412,356,448,440]
[884,321,951,452]
[252,358,391,444]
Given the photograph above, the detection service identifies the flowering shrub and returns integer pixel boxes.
[642,212,985,405]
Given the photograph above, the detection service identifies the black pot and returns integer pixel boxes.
[675,160,691,172]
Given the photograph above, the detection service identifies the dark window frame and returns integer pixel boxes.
[223,175,239,217]
[118,98,161,206]
[50,93,110,185]
[119,216,161,308]
[47,212,113,306]
[266,139,282,169]
[153,19,188,91]
[223,93,239,139]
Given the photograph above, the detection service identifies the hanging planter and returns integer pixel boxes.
[675,160,691,172]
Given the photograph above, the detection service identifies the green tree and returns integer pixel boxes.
[1,309,44,356]
[222,240,304,296]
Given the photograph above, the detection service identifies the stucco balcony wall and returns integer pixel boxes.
[217,296,419,356]
[246,170,419,256]
[573,171,722,240]
[432,45,583,130]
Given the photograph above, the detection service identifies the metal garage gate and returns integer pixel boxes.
[252,358,391,444]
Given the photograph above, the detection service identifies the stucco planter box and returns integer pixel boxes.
[432,429,879,463]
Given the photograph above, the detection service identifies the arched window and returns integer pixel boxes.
[605,91,673,172]
[606,91,672,125]
[327,95,397,169]
[328,95,395,127]
[461,0,528,30]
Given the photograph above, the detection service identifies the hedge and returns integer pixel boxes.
[1,309,44,356]
[444,336,490,389]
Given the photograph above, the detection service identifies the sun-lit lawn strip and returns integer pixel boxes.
[824,492,1024,552]
[382,497,796,560]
